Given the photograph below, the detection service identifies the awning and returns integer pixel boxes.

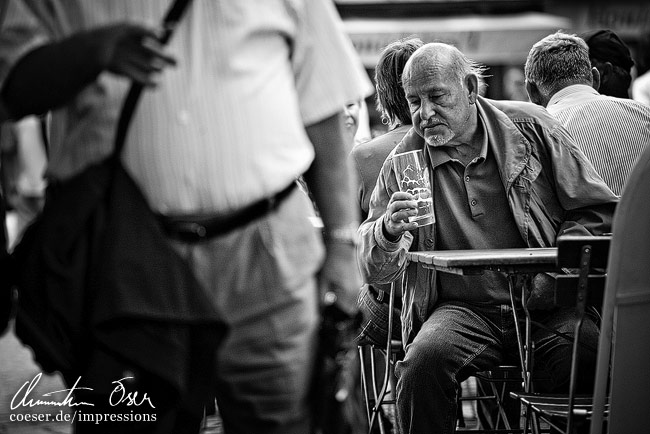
[343,12,573,67]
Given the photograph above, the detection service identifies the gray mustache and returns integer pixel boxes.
[421,119,444,129]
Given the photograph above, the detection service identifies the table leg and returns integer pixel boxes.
[521,276,544,434]
[507,274,528,391]
[521,275,534,393]
[509,274,544,434]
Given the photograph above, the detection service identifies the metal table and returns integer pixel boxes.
[406,248,559,397]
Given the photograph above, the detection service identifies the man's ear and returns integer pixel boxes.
[591,66,601,91]
[525,80,545,107]
[465,73,480,103]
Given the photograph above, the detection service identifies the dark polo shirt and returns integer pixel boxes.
[427,117,525,305]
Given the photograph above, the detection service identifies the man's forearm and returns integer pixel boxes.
[305,110,363,315]
[304,111,359,232]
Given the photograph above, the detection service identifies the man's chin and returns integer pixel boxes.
[424,134,451,147]
[422,126,453,147]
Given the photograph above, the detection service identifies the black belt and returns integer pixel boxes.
[158,181,297,243]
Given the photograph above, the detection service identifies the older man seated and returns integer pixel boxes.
[357,42,618,434]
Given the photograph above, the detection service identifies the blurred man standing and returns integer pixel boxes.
[0,1,373,433]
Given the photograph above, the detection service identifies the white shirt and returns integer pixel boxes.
[0,0,374,214]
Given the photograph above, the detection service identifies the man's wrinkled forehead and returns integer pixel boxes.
[403,57,451,93]
[403,45,452,85]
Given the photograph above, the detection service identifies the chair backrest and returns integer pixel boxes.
[554,235,611,310]
[554,234,611,433]
[590,146,650,434]
[556,235,611,269]
[555,235,611,306]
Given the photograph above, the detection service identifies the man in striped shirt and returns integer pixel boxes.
[524,31,650,196]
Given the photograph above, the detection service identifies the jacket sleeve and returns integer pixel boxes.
[542,122,618,237]
[358,150,413,284]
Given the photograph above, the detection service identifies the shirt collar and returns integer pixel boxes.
[547,84,599,108]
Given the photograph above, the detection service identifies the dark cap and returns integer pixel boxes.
[580,29,634,70]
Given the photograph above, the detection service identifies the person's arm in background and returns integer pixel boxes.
[0,24,175,120]
[354,99,372,145]
[304,110,362,317]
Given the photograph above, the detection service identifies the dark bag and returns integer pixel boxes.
[10,0,224,416]
[312,303,366,434]
[11,158,223,378]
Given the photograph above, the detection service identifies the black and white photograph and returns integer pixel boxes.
[1,1,649,433]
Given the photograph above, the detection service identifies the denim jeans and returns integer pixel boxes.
[394,301,598,434]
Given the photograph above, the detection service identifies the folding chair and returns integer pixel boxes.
[359,278,526,434]
[511,235,611,434]
[358,280,403,434]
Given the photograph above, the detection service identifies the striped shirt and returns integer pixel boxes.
[0,0,374,214]
[546,84,650,196]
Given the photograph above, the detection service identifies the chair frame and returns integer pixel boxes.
[512,235,611,434]
[358,280,401,434]
[458,366,525,434]
[359,276,527,434]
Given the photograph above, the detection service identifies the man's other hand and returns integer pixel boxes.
[90,24,177,87]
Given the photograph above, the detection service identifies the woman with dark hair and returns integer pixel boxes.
[351,36,423,221]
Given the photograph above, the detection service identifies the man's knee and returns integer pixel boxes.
[533,311,599,392]
[397,336,454,386]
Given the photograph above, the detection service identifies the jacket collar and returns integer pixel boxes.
[397,97,531,190]
[475,96,530,190]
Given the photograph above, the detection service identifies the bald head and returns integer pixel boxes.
[400,42,487,148]
[402,43,486,92]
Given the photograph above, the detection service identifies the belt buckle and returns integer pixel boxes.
[178,221,207,239]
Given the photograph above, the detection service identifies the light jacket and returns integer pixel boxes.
[358,97,619,345]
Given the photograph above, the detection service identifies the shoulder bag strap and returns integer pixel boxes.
[113,0,194,157]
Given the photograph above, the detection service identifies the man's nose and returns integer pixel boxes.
[420,100,435,121]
